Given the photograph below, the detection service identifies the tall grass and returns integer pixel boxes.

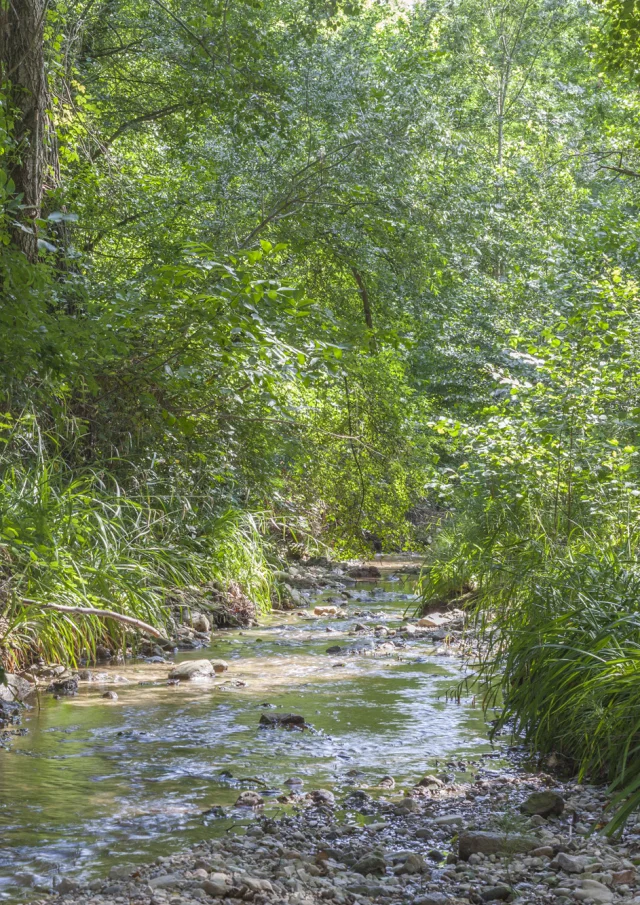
[0,414,274,670]
[418,514,640,831]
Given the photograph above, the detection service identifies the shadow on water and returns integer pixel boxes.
[0,566,495,898]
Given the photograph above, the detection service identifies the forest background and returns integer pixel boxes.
[4,0,640,820]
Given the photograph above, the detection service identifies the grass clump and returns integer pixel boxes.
[421,520,640,831]
[0,414,275,672]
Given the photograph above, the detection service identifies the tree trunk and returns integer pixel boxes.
[0,0,48,261]
[351,266,373,330]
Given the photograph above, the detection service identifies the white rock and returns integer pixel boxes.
[168,660,214,680]
[433,814,465,827]
[417,613,451,628]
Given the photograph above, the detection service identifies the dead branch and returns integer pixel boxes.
[21,599,167,639]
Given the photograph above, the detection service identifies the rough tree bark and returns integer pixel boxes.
[0,0,48,261]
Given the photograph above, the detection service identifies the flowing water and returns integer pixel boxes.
[0,564,495,900]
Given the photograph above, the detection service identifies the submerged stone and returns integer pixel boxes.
[259,712,306,729]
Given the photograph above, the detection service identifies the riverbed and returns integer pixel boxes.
[0,565,495,900]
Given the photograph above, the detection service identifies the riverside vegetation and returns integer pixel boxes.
[6,0,640,887]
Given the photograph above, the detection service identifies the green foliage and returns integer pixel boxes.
[418,269,640,827]
[0,413,274,667]
[7,0,640,821]
[597,0,640,78]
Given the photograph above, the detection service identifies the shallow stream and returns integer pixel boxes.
[0,562,495,900]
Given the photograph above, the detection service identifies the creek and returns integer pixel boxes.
[0,560,496,900]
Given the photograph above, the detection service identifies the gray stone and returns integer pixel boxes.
[235,790,264,808]
[416,775,444,789]
[57,877,80,894]
[479,886,512,902]
[259,712,306,728]
[520,790,564,818]
[168,660,214,680]
[348,883,401,898]
[579,879,614,904]
[458,832,538,861]
[283,584,305,606]
[149,873,184,889]
[192,612,211,633]
[530,846,554,858]
[14,872,37,888]
[395,797,421,814]
[434,813,464,828]
[394,853,425,875]
[554,852,589,874]
[307,789,335,807]
[285,574,317,589]
[414,896,450,905]
[201,873,232,897]
[109,864,133,880]
[348,566,381,579]
[353,853,387,876]
[0,674,34,702]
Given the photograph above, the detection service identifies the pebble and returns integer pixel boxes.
[28,608,640,905]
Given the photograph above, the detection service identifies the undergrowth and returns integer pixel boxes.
[0,414,275,672]
[415,274,640,831]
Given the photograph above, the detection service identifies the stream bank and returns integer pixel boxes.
[0,557,486,901]
[4,558,638,905]
[36,755,640,905]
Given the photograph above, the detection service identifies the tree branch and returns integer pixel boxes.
[600,164,640,178]
[21,599,167,639]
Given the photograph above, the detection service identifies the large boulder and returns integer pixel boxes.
[458,831,538,861]
[0,674,34,702]
[168,659,214,680]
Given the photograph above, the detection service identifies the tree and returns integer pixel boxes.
[0,0,49,260]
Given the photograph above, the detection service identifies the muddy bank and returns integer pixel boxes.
[34,755,640,905]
